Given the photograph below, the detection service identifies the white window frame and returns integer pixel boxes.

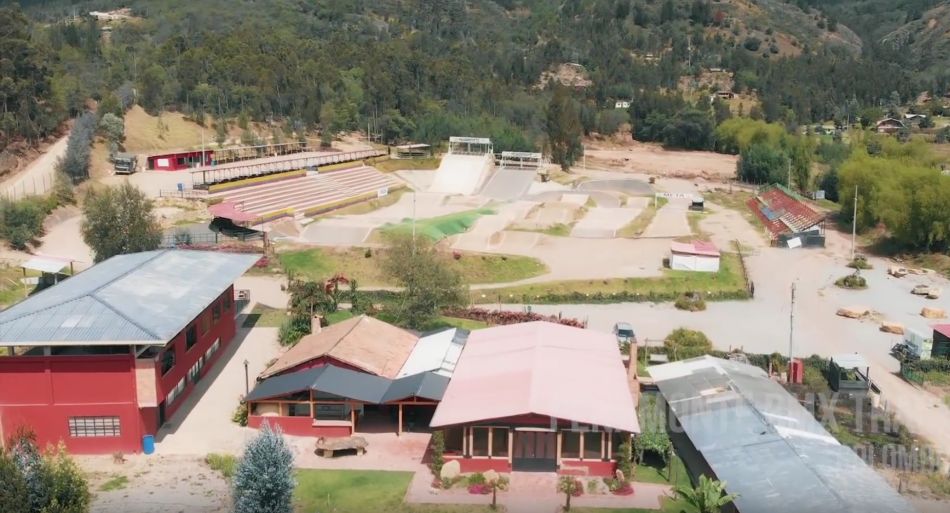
[68,416,120,438]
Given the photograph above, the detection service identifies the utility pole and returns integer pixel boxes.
[788,282,796,367]
[851,185,858,261]
[411,191,417,256]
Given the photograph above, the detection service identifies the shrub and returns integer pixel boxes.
[743,37,762,51]
[232,400,249,426]
[674,292,706,311]
[847,256,872,270]
[364,248,372,258]
[205,453,238,480]
[586,479,600,494]
[278,317,310,346]
[664,328,713,360]
[233,424,294,513]
[835,273,867,289]
[430,431,445,477]
[441,307,586,328]
[467,483,490,495]
[466,472,487,486]
[0,197,51,250]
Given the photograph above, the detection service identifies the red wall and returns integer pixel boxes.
[156,286,236,420]
[446,456,512,473]
[147,150,212,171]
[0,355,144,454]
[560,460,616,477]
[248,415,352,438]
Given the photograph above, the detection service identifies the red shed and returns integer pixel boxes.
[0,250,259,454]
[147,149,213,171]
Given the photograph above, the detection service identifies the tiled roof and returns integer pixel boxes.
[747,184,824,238]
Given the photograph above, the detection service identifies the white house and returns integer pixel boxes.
[670,240,720,272]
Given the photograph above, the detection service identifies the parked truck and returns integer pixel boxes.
[113,152,138,174]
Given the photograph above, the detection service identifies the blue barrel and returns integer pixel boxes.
[142,435,155,455]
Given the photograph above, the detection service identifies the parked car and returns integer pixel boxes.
[613,322,635,344]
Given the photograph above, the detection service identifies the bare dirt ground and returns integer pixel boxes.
[584,139,738,180]
[0,133,69,201]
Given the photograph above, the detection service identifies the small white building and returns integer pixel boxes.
[614,100,631,109]
[670,241,720,272]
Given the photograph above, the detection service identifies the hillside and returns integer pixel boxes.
[883,3,950,78]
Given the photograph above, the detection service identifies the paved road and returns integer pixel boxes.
[1,133,69,200]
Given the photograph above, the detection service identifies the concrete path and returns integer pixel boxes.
[1,132,69,201]
[577,178,654,196]
[571,207,643,238]
[641,199,691,238]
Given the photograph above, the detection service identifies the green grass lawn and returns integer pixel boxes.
[378,208,495,241]
[424,316,489,331]
[618,197,666,238]
[704,190,765,233]
[475,252,748,304]
[686,212,708,240]
[279,248,546,286]
[242,304,287,328]
[326,310,355,325]
[295,469,488,513]
[0,265,40,308]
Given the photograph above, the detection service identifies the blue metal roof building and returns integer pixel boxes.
[0,250,260,346]
[650,356,915,513]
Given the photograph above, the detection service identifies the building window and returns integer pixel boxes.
[166,377,186,406]
[188,356,205,383]
[471,427,490,457]
[561,431,581,459]
[212,301,221,323]
[491,428,509,458]
[205,338,220,360]
[444,428,464,454]
[185,324,198,350]
[201,312,211,335]
[584,431,603,460]
[68,416,120,438]
[161,348,176,375]
[288,403,310,417]
[611,432,627,459]
[224,292,232,311]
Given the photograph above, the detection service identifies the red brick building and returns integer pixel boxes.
[0,250,259,454]
[146,150,213,171]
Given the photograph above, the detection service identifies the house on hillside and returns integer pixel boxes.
[614,100,631,109]
[903,113,928,126]
[875,118,905,134]
[0,250,259,454]
[651,356,915,513]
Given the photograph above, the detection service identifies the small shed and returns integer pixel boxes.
[932,324,950,359]
[828,353,871,392]
[392,143,432,159]
[670,241,720,272]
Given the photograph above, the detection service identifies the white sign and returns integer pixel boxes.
[786,237,803,249]
[156,158,170,168]
[377,186,389,198]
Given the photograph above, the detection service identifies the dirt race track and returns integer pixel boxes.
[585,140,738,180]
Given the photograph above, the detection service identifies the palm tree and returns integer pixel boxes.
[674,475,739,513]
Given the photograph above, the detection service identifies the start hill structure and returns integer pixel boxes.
[0,250,259,453]
[429,137,494,195]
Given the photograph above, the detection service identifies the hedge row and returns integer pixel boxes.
[903,358,950,373]
[478,288,751,305]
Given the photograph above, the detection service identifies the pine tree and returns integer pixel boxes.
[545,85,583,171]
[233,423,295,513]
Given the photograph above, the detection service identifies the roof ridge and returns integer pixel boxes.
[0,251,166,326]
[88,250,167,298]
[331,314,367,353]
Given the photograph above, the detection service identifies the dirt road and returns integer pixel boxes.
[1,133,69,200]
[585,140,738,180]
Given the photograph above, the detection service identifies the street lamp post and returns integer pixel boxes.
[243,359,249,396]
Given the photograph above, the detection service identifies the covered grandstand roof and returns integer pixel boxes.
[430,322,639,433]
[260,315,419,380]
[747,184,824,238]
[0,250,259,346]
[650,356,914,513]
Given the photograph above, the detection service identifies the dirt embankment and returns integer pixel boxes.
[584,138,739,181]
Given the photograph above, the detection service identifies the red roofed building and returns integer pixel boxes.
[747,184,825,247]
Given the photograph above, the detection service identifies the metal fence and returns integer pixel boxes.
[160,231,262,248]
[158,188,209,200]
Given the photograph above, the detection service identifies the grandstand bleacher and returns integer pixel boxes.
[208,166,401,224]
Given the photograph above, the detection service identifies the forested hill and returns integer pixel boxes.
[3,0,949,151]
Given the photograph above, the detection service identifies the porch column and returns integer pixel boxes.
[607,432,613,460]
[556,431,563,465]
[508,429,513,464]
[309,390,314,419]
[397,404,403,436]
[579,431,585,461]
[601,432,606,460]
[467,427,474,457]
[350,405,356,432]
[488,428,494,458]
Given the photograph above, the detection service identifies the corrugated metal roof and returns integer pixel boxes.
[0,250,260,346]
[396,328,468,378]
[22,255,73,274]
[650,356,914,513]
[831,353,868,369]
[247,365,449,404]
